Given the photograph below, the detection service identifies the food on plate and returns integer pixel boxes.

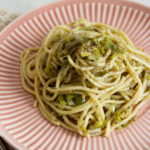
[20,18,150,137]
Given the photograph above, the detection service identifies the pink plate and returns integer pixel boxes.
[0,0,150,149]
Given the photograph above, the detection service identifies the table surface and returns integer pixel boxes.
[0,0,150,14]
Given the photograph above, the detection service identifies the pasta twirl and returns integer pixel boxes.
[20,18,150,137]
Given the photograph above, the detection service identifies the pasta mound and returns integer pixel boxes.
[21,18,150,137]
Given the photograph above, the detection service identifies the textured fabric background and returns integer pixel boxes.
[0,9,18,31]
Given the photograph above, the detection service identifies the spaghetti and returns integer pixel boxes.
[20,18,150,137]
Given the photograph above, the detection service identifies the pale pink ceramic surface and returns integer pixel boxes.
[0,0,150,150]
